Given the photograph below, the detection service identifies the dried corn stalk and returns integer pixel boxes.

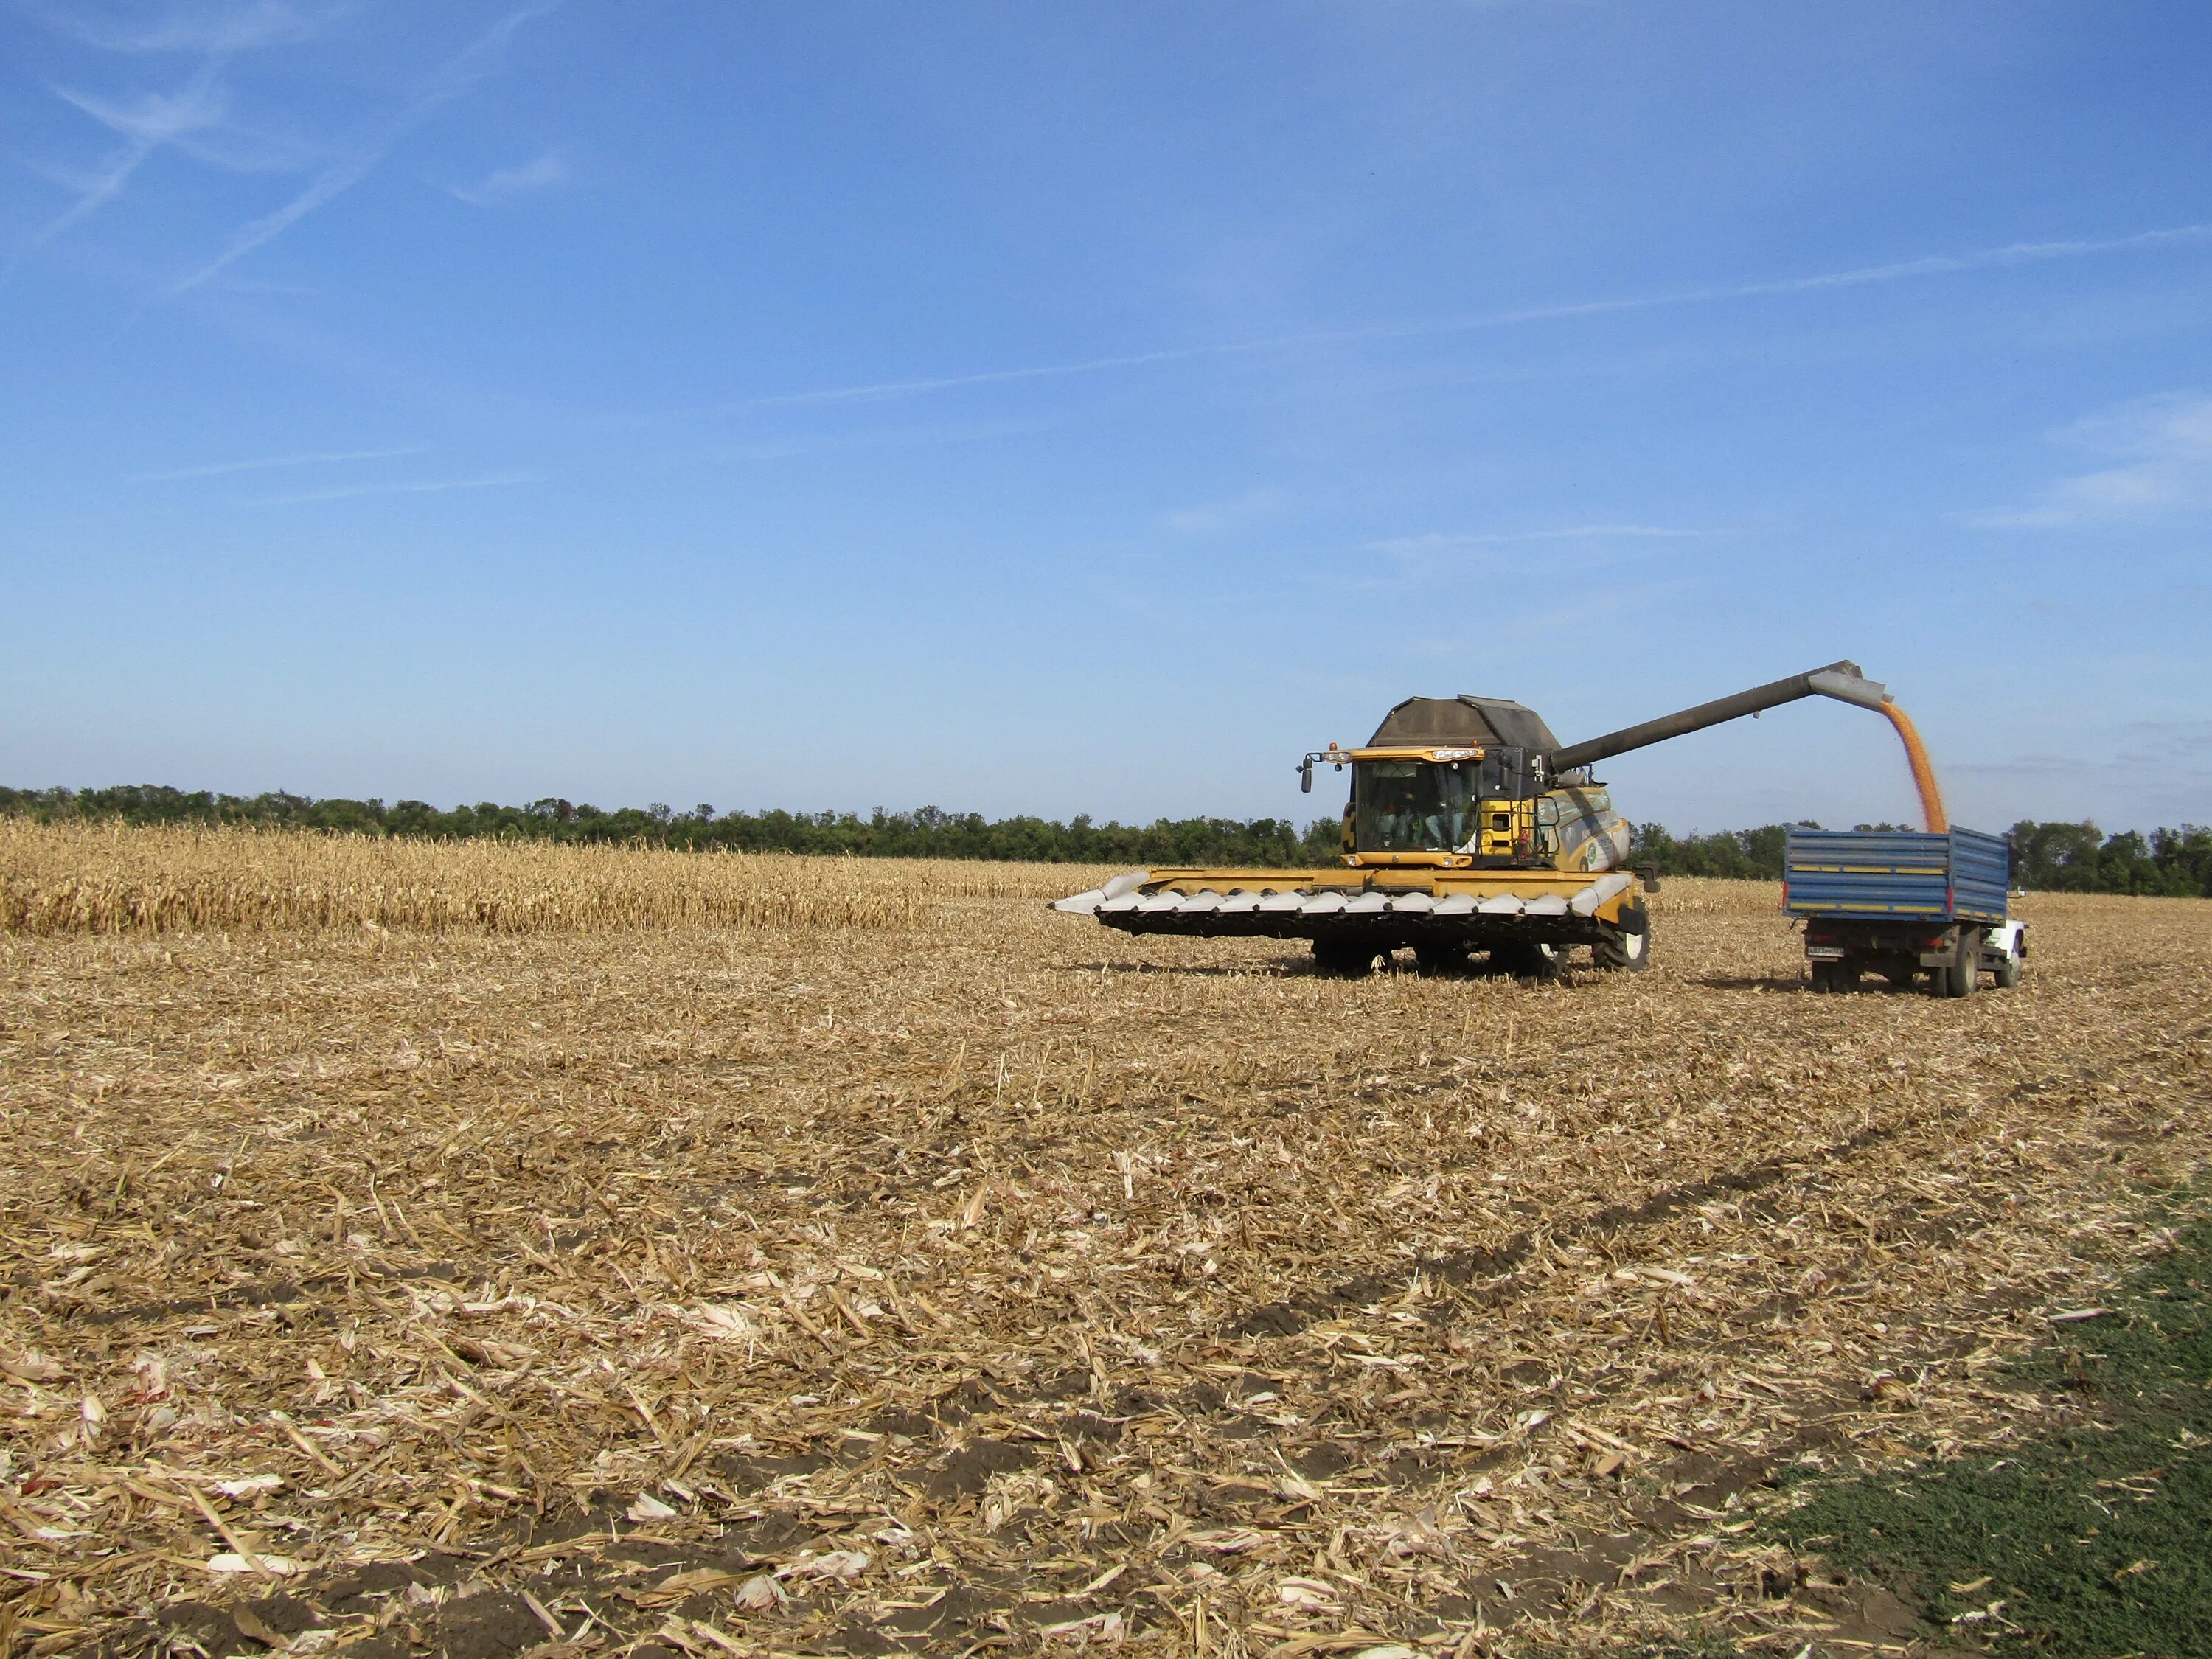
[0,832,2205,1657]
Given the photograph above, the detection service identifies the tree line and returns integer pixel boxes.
[4,785,2206,897]
[0,785,1326,867]
[1629,818,2212,895]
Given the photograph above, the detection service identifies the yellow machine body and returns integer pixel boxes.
[1326,745,1632,874]
[1051,662,1899,973]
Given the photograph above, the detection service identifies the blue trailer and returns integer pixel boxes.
[1782,826,2025,996]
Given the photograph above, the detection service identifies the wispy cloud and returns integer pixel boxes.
[2,4,347,289]
[133,445,423,482]
[1,55,231,285]
[58,82,318,175]
[53,79,232,145]
[1366,525,1707,553]
[1335,526,1714,599]
[19,0,338,55]
[725,344,1239,413]
[722,222,2212,411]
[1964,392,2212,529]
[448,149,567,206]
[1164,488,1287,535]
[167,2,559,294]
[1954,721,2212,781]
[253,470,540,505]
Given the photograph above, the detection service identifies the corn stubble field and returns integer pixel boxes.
[1,824,2208,1659]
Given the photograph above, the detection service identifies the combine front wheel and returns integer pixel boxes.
[1312,939,1384,978]
[1495,941,1565,981]
[1595,905,1651,972]
[1413,942,1469,975]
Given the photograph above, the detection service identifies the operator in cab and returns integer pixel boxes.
[1359,759,1479,852]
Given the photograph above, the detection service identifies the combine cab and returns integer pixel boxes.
[1052,662,1927,976]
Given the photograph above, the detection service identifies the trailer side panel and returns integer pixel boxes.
[1784,827,2010,923]
[1946,828,2011,923]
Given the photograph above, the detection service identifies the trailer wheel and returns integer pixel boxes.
[1595,906,1651,972]
[1938,936,1979,998]
[1811,961,1859,993]
[1313,939,1383,977]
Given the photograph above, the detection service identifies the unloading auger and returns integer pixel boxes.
[1050,662,1931,976]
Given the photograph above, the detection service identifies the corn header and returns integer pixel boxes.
[1051,662,1928,975]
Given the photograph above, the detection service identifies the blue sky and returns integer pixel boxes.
[3,1,2208,835]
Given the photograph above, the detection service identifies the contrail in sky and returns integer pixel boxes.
[0,54,231,294]
[726,222,2212,411]
[253,471,540,506]
[167,3,558,294]
[136,446,425,481]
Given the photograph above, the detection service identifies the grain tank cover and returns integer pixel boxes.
[1367,695,1562,753]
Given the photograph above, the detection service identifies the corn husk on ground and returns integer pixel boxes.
[1,824,2207,1658]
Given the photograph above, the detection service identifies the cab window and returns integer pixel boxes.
[1355,761,1478,852]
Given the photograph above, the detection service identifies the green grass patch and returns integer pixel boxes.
[1771,1195,2212,1656]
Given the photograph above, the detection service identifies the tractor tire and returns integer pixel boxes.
[1595,905,1651,972]
[1313,939,1383,978]
[1994,948,2020,990]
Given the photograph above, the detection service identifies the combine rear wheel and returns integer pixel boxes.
[1312,939,1384,978]
[1413,942,1469,975]
[1594,904,1651,972]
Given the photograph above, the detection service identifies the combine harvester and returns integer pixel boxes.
[1052,661,2016,989]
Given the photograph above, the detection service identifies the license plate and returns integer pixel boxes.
[1806,946,1846,961]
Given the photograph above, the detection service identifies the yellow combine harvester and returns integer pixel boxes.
[1051,661,1924,976]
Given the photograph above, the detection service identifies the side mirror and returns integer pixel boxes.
[1299,757,1314,793]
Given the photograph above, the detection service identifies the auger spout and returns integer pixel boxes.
[1540,661,1946,833]
[1542,661,1888,773]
